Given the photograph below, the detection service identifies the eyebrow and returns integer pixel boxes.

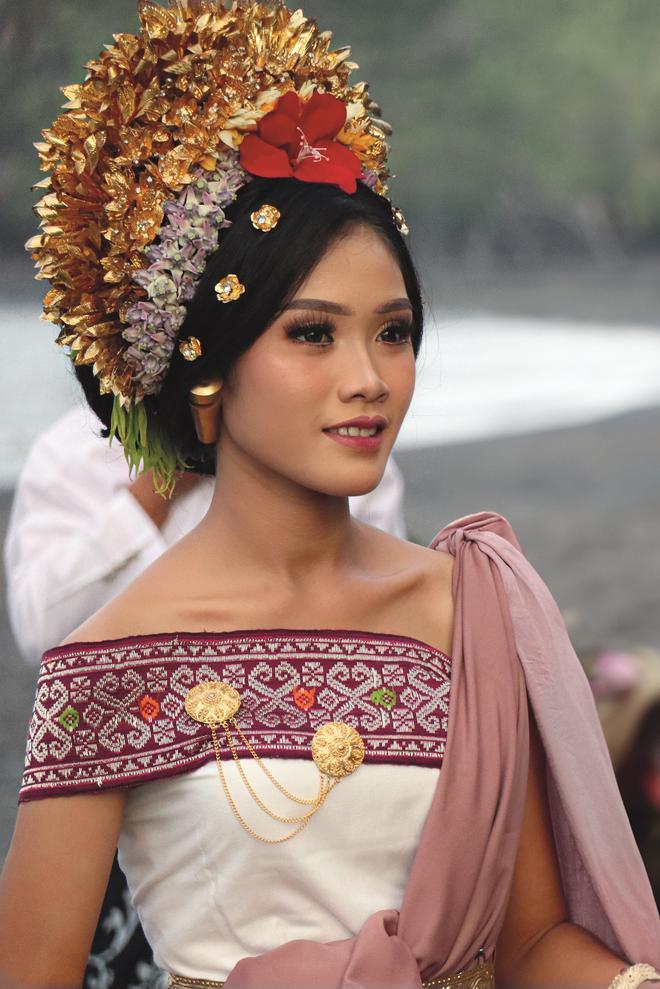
[282,297,412,316]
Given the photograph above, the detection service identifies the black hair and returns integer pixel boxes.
[75,176,424,475]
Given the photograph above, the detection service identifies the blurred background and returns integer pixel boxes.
[1,0,659,900]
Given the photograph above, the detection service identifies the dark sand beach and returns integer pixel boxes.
[2,402,660,858]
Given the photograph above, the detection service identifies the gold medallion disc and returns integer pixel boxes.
[184,680,241,726]
[311,721,365,779]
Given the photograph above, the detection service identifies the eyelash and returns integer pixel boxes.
[285,317,413,348]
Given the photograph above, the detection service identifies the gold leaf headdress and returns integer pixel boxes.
[26,0,395,494]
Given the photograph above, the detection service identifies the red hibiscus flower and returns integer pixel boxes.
[239,90,363,194]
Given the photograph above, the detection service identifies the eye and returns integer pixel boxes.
[284,317,414,348]
[286,319,335,347]
[378,320,413,345]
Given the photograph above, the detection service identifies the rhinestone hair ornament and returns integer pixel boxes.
[26,0,406,496]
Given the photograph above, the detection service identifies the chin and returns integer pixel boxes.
[316,467,386,499]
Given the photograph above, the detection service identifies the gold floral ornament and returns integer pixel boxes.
[214,273,246,303]
[25,0,396,497]
[311,721,365,778]
[178,335,202,361]
[184,679,365,843]
[250,204,281,231]
[185,681,241,725]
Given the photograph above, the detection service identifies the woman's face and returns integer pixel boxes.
[218,223,417,498]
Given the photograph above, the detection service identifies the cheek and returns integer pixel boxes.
[224,347,327,437]
[390,351,416,410]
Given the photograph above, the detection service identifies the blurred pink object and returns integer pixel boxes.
[590,649,642,699]
[591,645,660,772]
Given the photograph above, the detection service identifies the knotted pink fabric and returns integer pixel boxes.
[223,512,660,988]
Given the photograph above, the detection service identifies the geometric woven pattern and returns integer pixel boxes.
[20,628,451,803]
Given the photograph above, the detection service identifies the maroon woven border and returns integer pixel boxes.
[20,629,452,802]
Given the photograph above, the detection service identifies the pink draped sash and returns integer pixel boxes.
[223,512,660,988]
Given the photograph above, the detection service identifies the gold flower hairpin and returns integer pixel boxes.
[215,274,246,303]
[179,336,202,361]
[251,204,281,231]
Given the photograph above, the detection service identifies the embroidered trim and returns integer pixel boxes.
[20,631,451,802]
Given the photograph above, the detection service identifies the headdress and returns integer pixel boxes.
[26,0,405,495]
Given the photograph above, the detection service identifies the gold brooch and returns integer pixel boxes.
[184,680,240,725]
[214,274,245,303]
[178,336,202,361]
[311,722,365,778]
[183,680,365,844]
[250,204,281,232]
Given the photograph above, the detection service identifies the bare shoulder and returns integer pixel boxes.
[400,540,455,656]
[396,535,455,618]
[356,522,455,656]
[59,596,149,647]
[60,598,148,647]
[361,521,454,584]
[409,536,454,582]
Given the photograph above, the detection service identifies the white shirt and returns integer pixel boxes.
[4,402,407,665]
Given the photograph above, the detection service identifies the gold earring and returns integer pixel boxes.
[189,379,223,444]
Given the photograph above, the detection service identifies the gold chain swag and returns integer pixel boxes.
[184,680,365,843]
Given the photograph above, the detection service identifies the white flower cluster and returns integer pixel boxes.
[122,151,250,395]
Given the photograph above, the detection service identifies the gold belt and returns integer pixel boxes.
[168,957,495,988]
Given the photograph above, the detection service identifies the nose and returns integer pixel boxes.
[336,341,390,404]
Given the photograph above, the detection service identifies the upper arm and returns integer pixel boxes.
[0,789,127,986]
[495,701,568,984]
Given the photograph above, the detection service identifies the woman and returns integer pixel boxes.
[1,2,659,987]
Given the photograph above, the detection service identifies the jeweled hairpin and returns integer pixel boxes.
[215,274,246,303]
[179,336,202,361]
[251,204,281,231]
[391,205,409,236]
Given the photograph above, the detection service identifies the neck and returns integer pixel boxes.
[196,444,362,587]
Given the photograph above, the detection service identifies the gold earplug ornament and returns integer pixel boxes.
[214,274,245,303]
[184,679,365,844]
[250,204,281,231]
[179,336,202,361]
[188,378,223,445]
